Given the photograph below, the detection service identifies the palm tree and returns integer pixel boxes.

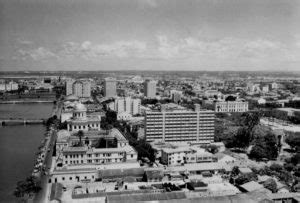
[77,130,84,146]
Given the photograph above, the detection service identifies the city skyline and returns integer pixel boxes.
[0,0,300,71]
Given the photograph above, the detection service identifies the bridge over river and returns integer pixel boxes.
[0,118,46,126]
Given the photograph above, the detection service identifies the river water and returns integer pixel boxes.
[0,103,53,202]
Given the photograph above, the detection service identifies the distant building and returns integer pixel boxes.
[262,85,269,93]
[107,97,141,116]
[0,81,19,92]
[145,105,215,144]
[65,79,91,98]
[269,82,279,90]
[144,80,156,98]
[214,101,248,112]
[104,77,117,97]
[204,90,222,98]
[65,78,75,96]
[170,90,183,103]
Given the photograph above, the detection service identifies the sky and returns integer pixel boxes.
[0,0,300,71]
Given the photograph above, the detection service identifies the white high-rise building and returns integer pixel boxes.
[108,97,141,115]
[144,80,156,98]
[82,81,91,98]
[104,77,117,97]
[65,79,91,98]
[66,78,75,96]
[145,105,215,144]
[72,81,83,97]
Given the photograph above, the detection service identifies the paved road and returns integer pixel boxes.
[34,102,61,203]
[33,128,57,203]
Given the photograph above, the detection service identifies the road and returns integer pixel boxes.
[33,127,57,203]
[33,101,62,203]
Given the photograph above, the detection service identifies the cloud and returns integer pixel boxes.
[139,0,158,8]
[61,40,147,59]
[17,47,57,61]
[16,38,34,45]
[11,36,299,68]
[153,35,293,64]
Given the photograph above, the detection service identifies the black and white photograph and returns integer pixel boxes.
[0,0,300,202]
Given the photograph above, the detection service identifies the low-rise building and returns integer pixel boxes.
[62,145,137,165]
[161,147,214,166]
[214,101,248,112]
[66,103,101,132]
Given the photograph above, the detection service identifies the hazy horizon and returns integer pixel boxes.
[1,0,300,71]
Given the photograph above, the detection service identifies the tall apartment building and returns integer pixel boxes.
[214,101,248,112]
[108,97,141,115]
[144,80,156,98]
[104,77,117,97]
[65,79,91,98]
[0,81,19,92]
[66,78,75,96]
[145,106,215,144]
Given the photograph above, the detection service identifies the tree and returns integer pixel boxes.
[291,153,300,165]
[270,163,284,173]
[84,137,89,146]
[205,144,218,154]
[235,173,257,185]
[94,138,107,148]
[14,176,41,198]
[58,121,67,130]
[286,135,300,151]
[263,179,277,193]
[77,130,84,146]
[231,166,240,176]
[249,132,279,161]
[225,95,236,101]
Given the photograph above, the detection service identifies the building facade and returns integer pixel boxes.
[65,79,91,98]
[67,103,101,132]
[170,90,183,103]
[145,108,215,143]
[65,78,75,96]
[0,81,19,92]
[62,145,137,165]
[214,101,248,113]
[144,80,157,98]
[161,147,214,166]
[104,77,117,97]
[107,97,141,115]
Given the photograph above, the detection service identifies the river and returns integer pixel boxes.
[0,103,53,202]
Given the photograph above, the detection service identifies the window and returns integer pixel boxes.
[69,177,72,180]
[62,177,65,181]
